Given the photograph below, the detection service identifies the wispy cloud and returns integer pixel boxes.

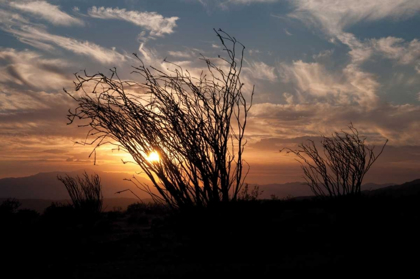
[249,102,420,146]
[288,0,420,66]
[0,9,29,25]
[246,60,277,82]
[200,0,279,5]
[277,60,379,108]
[9,1,84,26]
[196,0,279,10]
[371,37,420,68]
[168,50,194,59]
[14,26,126,64]
[0,9,127,65]
[228,0,278,3]
[282,0,420,111]
[0,48,71,90]
[288,0,420,36]
[88,6,178,37]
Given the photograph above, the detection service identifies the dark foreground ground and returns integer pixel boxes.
[2,191,420,278]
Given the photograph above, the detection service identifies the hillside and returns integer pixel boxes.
[367,179,420,197]
[257,181,394,199]
[0,170,151,200]
[1,170,396,204]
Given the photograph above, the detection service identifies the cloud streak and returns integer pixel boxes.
[277,60,379,108]
[88,6,178,37]
[288,0,420,67]
[248,102,420,146]
[288,0,420,36]
[9,1,84,26]
[371,37,420,70]
[246,60,277,82]
[0,48,71,91]
[0,15,127,65]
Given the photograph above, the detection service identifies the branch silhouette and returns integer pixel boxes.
[281,124,388,198]
[64,29,254,209]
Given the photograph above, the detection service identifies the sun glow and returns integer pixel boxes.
[146,151,160,163]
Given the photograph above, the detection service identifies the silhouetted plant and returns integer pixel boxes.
[126,202,169,215]
[65,29,254,209]
[0,198,21,215]
[57,172,103,215]
[281,124,388,198]
[238,184,263,201]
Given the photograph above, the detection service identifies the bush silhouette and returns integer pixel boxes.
[238,184,263,201]
[282,124,388,198]
[0,198,21,215]
[57,172,103,217]
[65,29,254,209]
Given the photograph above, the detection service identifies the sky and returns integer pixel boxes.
[1,0,420,184]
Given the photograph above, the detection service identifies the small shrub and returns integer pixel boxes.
[126,202,169,215]
[0,198,21,215]
[57,172,103,217]
[282,124,387,198]
[238,184,263,201]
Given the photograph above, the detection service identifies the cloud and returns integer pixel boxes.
[283,0,420,111]
[0,48,71,91]
[138,42,159,63]
[312,49,333,61]
[0,8,29,25]
[288,0,420,67]
[283,92,294,104]
[9,1,84,26]
[246,60,277,82]
[371,37,420,67]
[0,20,127,64]
[248,49,261,55]
[19,26,128,64]
[288,0,420,36]
[277,60,379,107]
[228,0,278,3]
[248,102,420,146]
[168,50,193,58]
[196,0,279,10]
[88,6,178,37]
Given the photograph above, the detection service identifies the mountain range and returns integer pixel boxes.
[0,170,398,200]
[0,170,151,200]
[2,169,419,212]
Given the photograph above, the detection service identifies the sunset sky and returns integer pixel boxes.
[1,0,420,184]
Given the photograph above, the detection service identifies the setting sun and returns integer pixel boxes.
[146,151,160,163]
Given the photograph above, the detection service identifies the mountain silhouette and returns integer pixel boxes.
[256,181,394,199]
[366,179,420,197]
[0,169,410,204]
[0,169,151,200]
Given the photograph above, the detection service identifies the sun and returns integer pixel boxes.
[146,151,160,163]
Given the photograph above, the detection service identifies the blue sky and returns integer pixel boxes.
[1,0,420,184]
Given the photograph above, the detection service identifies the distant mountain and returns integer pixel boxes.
[256,182,312,199]
[367,179,420,197]
[0,197,142,213]
[0,169,408,203]
[256,182,394,199]
[0,170,152,200]
[5,173,311,201]
[362,182,395,191]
